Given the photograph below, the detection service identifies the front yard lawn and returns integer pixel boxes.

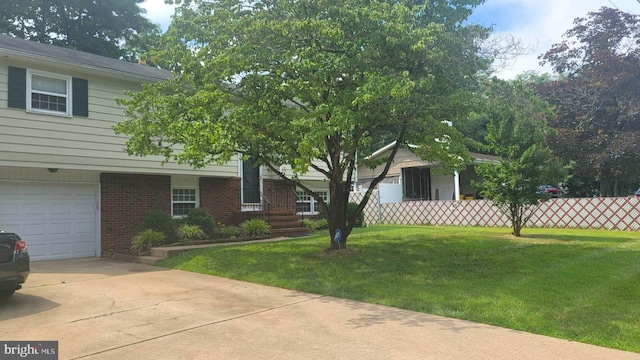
[161,226,640,352]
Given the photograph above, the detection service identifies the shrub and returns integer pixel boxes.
[239,219,271,237]
[142,210,177,241]
[315,218,329,230]
[316,208,326,220]
[130,229,166,255]
[178,224,206,242]
[348,202,364,227]
[184,208,215,237]
[303,218,329,231]
[219,225,239,238]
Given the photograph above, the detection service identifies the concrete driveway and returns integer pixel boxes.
[1,258,639,360]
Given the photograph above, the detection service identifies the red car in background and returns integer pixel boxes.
[537,185,563,198]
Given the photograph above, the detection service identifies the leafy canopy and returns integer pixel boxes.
[0,0,159,60]
[115,0,491,248]
[537,7,640,196]
[475,79,566,236]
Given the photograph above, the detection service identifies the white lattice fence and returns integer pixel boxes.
[530,197,640,230]
[379,200,510,227]
[349,192,640,230]
[349,190,380,226]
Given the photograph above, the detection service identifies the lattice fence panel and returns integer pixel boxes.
[349,191,380,226]
[349,192,640,231]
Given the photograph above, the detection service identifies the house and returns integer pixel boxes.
[356,142,497,203]
[0,35,314,261]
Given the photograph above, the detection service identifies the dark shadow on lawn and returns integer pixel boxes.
[520,233,639,243]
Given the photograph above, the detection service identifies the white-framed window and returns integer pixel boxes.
[172,188,198,217]
[27,69,72,116]
[296,190,328,214]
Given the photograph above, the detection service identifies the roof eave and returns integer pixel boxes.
[0,48,170,82]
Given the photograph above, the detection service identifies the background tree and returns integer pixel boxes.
[0,0,159,60]
[537,7,640,197]
[115,0,491,250]
[474,79,566,237]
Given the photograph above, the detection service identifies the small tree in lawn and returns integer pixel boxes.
[474,79,566,236]
[115,0,493,250]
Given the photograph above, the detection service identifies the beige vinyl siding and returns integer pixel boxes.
[0,62,237,177]
[298,180,330,192]
[263,159,352,182]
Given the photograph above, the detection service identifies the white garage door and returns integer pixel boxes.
[0,182,98,261]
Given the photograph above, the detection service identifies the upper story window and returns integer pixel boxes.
[7,66,89,117]
[28,71,72,116]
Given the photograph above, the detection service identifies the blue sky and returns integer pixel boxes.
[139,0,640,78]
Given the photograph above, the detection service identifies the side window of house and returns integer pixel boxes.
[7,66,89,117]
[296,190,328,214]
[172,188,198,217]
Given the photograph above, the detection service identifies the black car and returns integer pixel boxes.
[0,230,30,297]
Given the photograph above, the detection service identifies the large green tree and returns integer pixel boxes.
[537,7,640,197]
[115,0,491,249]
[0,0,159,60]
[474,79,565,236]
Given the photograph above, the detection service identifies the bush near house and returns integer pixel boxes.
[219,225,239,238]
[178,224,206,243]
[142,210,177,242]
[303,218,329,231]
[184,208,215,237]
[239,219,271,237]
[130,229,166,255]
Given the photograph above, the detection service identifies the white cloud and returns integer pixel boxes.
[482,0,640,78]
[136,0,640,77]
[139,0,177,30]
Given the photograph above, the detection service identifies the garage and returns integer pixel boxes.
[0,182,98,261]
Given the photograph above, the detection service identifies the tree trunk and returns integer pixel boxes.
[327,181,351,250]
[511,204,522,237]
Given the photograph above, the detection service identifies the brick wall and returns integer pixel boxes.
[200,177,241,226]
[101,173,170,254]
[263,179,296,210]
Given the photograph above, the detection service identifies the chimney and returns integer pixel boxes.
[138,59,147,65]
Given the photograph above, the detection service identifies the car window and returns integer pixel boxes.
[0,233,20,243]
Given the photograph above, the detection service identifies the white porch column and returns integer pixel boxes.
[454,171,461,201]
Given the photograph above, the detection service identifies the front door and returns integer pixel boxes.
[242,157,261,205]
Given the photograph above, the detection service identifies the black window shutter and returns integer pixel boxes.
[7,66,26,109]
[72,77,89,117]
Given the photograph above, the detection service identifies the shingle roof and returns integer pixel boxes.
[0,35,171,81]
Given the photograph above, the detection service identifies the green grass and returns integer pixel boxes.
[161,226,640,352]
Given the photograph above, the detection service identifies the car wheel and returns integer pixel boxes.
[0,288,16,298]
